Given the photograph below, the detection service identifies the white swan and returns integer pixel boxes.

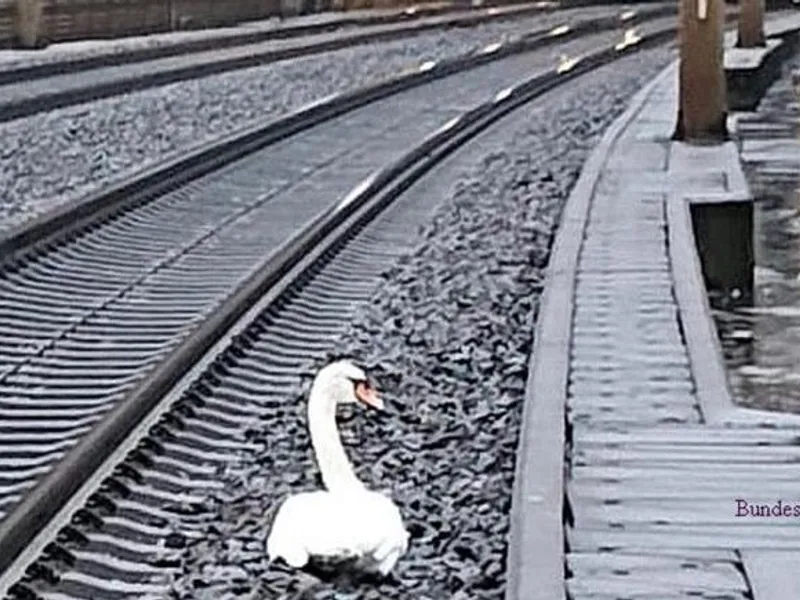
[267,360,409,577]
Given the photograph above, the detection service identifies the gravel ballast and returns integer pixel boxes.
[161,47,675,600]
[0,15,339,73]
[0,4,657,234]
[0,7,527,73]
[0,4,652,72]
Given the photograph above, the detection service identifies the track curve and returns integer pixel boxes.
[0,14,674,531]
[0,2,643,124]
[0,1,555,84]
[0,20,681,598]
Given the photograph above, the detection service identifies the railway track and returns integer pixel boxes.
[0,1,556,85]
[0,10,681,599]
[0,3,675,124]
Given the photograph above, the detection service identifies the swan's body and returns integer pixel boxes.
[267,361,409,577]
[267,488,407,575]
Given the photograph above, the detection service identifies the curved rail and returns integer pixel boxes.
[0,4,677,124]
[0,6,671,262]
[0,2,557,86]
[0,23,678,596]
[0,13,677,551]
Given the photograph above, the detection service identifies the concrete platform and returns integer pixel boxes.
[506,20,800,600]
[726,39,793,111]
[725,38,783,70]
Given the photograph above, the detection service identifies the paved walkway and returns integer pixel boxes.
[560,61,800,599]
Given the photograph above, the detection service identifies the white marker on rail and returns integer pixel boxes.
[494,86,514,103]
[697,0,708,20]
[557,54,579,73]
[615,27,641,51]
[437,116,462,133]
[336,175,376,212]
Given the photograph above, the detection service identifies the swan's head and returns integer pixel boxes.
[311,360,383,410]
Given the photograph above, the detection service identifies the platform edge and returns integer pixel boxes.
[503,60,677,600]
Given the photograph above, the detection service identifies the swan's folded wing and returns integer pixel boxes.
[269,489,408,574]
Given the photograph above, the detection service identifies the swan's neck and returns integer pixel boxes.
[308,385,364,493]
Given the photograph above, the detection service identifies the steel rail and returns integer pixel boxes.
[0,1,556,86]
[0,23,678,595]
[0,4,675,264]
[0,4,677,124]
[0,17,675,541]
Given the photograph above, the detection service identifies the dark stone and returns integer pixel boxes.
[165,532,188,549]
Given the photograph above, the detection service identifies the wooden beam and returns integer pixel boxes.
[738,0,766,48]
[674,0,728,142]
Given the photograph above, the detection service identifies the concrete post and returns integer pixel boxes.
[737,0,766,48]
[13,0,44,49]
[674,0,728,142]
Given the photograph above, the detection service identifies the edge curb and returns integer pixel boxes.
[503,55,676,600]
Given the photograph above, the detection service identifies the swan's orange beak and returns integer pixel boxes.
[355,381,384,410]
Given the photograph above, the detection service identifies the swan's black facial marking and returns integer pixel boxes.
[348,376,371,391]
[350,378,371,403]
[350,376,383,410]
[346,373,372,394]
